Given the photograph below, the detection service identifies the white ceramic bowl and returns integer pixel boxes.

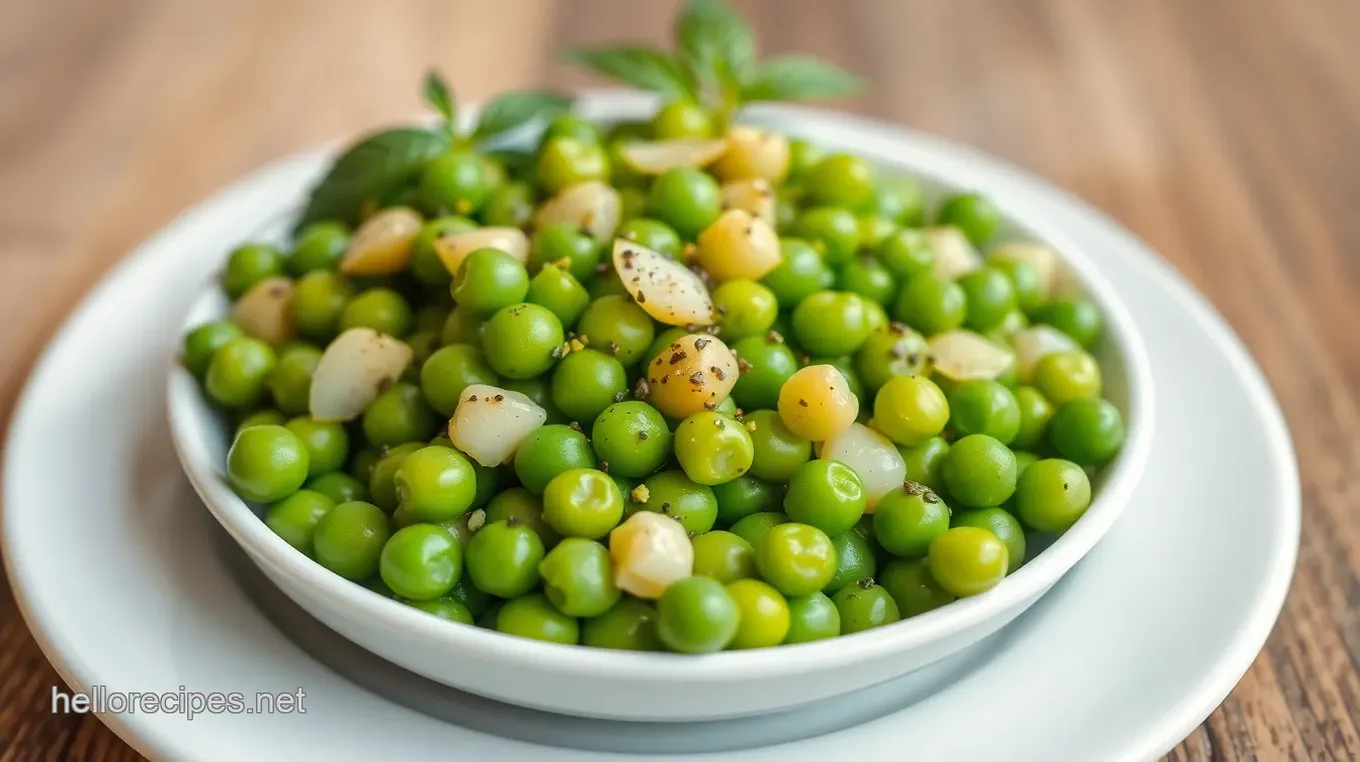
[167,92,1154,723]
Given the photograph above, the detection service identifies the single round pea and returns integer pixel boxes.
[410,215,478,286]
[857,215,899,252]
[1034,296,1103,348]
[899,436,949,492]
[1015,458,1092,532]
[339,288,413,338]
[651,100,714,139]
[543,468,624,539]
[713,280,778,341]
[1033,351,1102,404]
[485,488,560,548]
[953,507,1026,571]
[537,137,609,195]
[729,511,789,551]
[854,324,929,393]
[692,531,757,584]
[291,271,355,340]
[745,409,812,482]
[894,272,967,335]
[406,596,474,624]
[481,303,565,379]
[791,291,873,356]
[544,114,603,145]
[873,375,950,446]
[392,445,476,522]
[877,228,934,280]
[833,581,901,634]
[526,264,591,330]
[793,206,861,265]
[539,538,620,618]
[182,321,244,377]
[648,167,722,240]
[873,177,926,225]
[513,424,597,494]
[617,217,683,259]
[591,402,672,478]
[762,238,834,305]
[550,349,628,424]
[824,530,877,594]
[948,379,1021,443]
[582,598,662,650]
[441,304,483,345]
[420,152,490,215]
[1047,398,1125,465]
[221,243,285,298]
[480,180,534,228]
[529,223,603,283]
[289,221,350,275]
[730,335,800,410]
[1011,386,1055,449]
[937,193,1000,247]
[636,470,719,534]
[265,346,320,415]
[942,434,1018,508]
[497,592,580,644]
[305,471,369,505]
[452,247,530,316]
[673,412,754,486]
[362,382,436,447]
[313,500,391,580]
[265,489,334,556]
[874,482,951,557]
[712,475,780,524]
[205,337,277,409]
[420,344,498,416]
[988,258,1043,314]
[928,526,1009,597]
[467,520,547,598]
[837,256,896,306]
[726,579,791,649]
[879,558,955,617]
[656,577,740,654]
[367,442,424,512]
[575,295,654,367]
[804,153,875,209]
[783,591,841,643]
[227,424,309,502]
[755,523,837,597]
[285,416,349,476]
[783,459,866,537]
[957,267,1017,333]
[379,524,461,601]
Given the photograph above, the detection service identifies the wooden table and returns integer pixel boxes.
[0,0,1354,758]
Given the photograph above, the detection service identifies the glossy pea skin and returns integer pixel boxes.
[873,375,950,447]
[948,379,1022,444]
[583,598,662,651]
[791,291,874,356]
[988,258,1043,314]
[420,344,499,416]
[466,520,547,598]
[513,424,597,494]
[227,424,309,502]
[313,501,391,580]
[899,436,949,493]
[879,559,956,617]
[539,538,620,618]
[406,596,474,624]
[420,152,491,215]
[221,243,285,298]
[543,468,625,539]
[265,490,335,557]
[877,228,935,281]
[1015,458,1092,532]
[651,100,714,139]
[339,288,413,338]
[617,218,683,259]
[674,412,754,486]
[730,335,800,411]
[410,216,478,287]
[713,280,778,342]
[266,346,320,415]
[793,207,861,265]
[452,247,530,316]
[485,488,560,548]
[1047,398,1125,465]
[755,523,838,597]
[1032,351,1102,405]
[392,445,476,523]
[362,382,436,448]
[745,409,812,482]
[206,337,277,409]
[1034,296,1103,349]
[1011,386,1055,449]
[839,254,899,307]
[591,402,672,478]
[762,238,834,305]
[379,524,462,601]
[497,593,580,644]
[927,526,1009,597]
[443,576,491,617]
[537,137,609,196]
[942,434,1018,508]
[953,507,1026,571]
[285,417,349,476]
[957,267,1017,333]
[292,271,356,340]
[305,471,369,505]
[367,442,424,512]
[781,592,840,644]
[937,193,1001,247]
[874,483,951,557]
[692,530,757,584]
[855,324,929,393]
[833,582,901,634]
[636,470,719,534]
[545,114,604,145]
[804,153,875,209]
[894,272,967,336]
[712,475,781,524]
[872,177,926,226]
[727,579,791,649]
[183,321,244,377]
[729,511,790,551]
[576,295,655,367]
[551,348,628,424]
[784,459,867,537]
[529,223,603,283]
[824,530,877,594]
[648,167,723,240]
[288,221,350,275]
[481,303,565,379]
[480,181,535,228]
[526,264,590,329]
[857,215,899,252]
[656,577,740,654]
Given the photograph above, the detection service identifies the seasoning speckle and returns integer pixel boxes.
[694,338,711,350]
[798,399,809,408]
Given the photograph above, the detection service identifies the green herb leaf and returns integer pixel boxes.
[423,71,457,130]
[563,46,698,102]
[741,55,864,103]
[677,0,756,92]
[297,128,451,230]
[473,90,574,141]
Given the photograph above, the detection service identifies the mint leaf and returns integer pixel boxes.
[297,128,451,229]
[473,90,573,141]
[742,55,864,103]
[423,71,456,131]
[564,46,697,102]
[677,0,756,91]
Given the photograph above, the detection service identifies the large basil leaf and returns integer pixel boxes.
[742,55,863,103]
[677,0,756,90]
[297,128,450,230]
[474,90,574,141]
[564,46,698,102]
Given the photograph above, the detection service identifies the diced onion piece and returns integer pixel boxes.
[695,209,781,281]
[1011,325,1080,383]
[619,139,729,175]
[644,333,739,420]
[339,206,422,276]
[819,423,907,512]
[609,511,694,599]
[777,364,860,442]
[711,126,791,184]
[613,239,715,326]
[721,178,776,225]
[533,180,621,242]
[230,277,295,345]
[433,227,529,275]
[925,226,983,281]
[988,242,1059,300]
[309,328,414,421]
[928,330,1015,383]
[447,384,547,467]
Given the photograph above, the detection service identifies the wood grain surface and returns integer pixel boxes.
[0,0,1353,759]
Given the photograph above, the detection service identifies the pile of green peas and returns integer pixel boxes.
[184,103,1125,654]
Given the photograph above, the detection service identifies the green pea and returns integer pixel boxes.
[873,177,926,226]
[648,167,723,240]
[265,490,335,557]
[833,581,900,634]
[726,579,791,649]
[1011,386,1055,449]
[762,238,834,305]
[497,593,580,644]
[182,321,245,378]
[730,335,800,410]
[877,228,935,280]
[873,375,950,446]
[894,272,967,336]
[1033,351,1102,405]
[804,153,875,209]
[618,185,648,220]
[1047,398,1125,465]
[857,215,900,252]
[745,409,812,482]
[284,417,349,476]
[379,524,461,601]
[539,538,620,618]
[551,348,628,424]
[576,295,655,367]
[755,523,837,597]
[537,137,609,195]
[636,470,718,534]
[485,488,560,548]
[419,344,497,416]
[958,267,1017,333]
[452,247,530,316]
[1013,450,1040,477]
[313,501,391,580]
[206,337,277,409]
[897,435,949,493]
[928,526,1008,597]
[526,264,591,329]
[942,434,1018,508]
[713,280,778,341]
[362,382,436,448]
[712,475,780,524]
[948,379,1021,443]
[651,100,714,139]
[880,559,955,617]
[349,447,384,485]
[391,445,476,523]
[793,207,861,265]
[481,303,565,379]
[836,256,895,306]
[953,507,1026,571]
[1015,458,1092,532]
[692,531,757,584]
[264,346,318,416]
[854,324,928,394]
[824,530,877,594]
[582,598,662,651]
[410,216,478,287]
[874,482,951,557]
[590,401,672,478]
[617,217,683,259]
[937,193,1000,247]
[221,243,285,298]
[480,181,535,228]
[783,459,866,537]
[367,442,424,512]
[543,468,624,539]
[291,271,355,340]
[657,577,740,654]
[673,412,754,486]
[529,223,603,283]
[305,471,369,505]
[783,591,841,643]
[227,424,309,502]
[289,221,350,275]
[467,520,546,598]
[988,258,1042,314]
[513,424,597,494]
[544,114,603,145]
[339,288,413,337]
[1034,296,1103,348]
[405,596,474,624]
[441,304,483,345]
[729,511,789,551]
[791,291,874,356]
[420,152,491,216]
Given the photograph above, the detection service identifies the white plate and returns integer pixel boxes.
[2,104,1297,761]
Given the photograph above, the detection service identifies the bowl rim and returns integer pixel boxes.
[167,90,1155,683]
